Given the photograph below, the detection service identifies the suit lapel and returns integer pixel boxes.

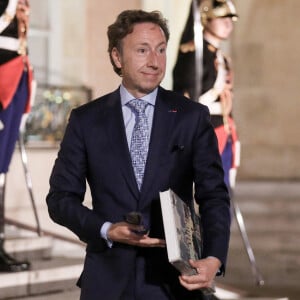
[104,87,179,200]
[104,89,140,199]
[141,88,178,197]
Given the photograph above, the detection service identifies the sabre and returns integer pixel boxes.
[192,0,203,102]
[231,190,264,286]
[18,114,42,236]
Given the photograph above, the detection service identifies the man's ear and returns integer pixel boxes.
[111,47,122,69]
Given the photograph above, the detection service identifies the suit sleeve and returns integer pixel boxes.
[193,105,231,273]
[46,110,104,247]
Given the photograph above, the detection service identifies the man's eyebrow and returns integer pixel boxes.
[137,41,167,47]
[157,41,167,47]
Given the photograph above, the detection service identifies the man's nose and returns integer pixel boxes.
[147,51,158,67]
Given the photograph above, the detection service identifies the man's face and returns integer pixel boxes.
[206,17,233,40]
[111,22,167,98]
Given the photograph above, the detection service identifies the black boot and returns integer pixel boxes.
[0,174,30,272]
[0,241,31,272]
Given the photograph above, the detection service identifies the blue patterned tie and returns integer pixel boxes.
[127,99,149,190]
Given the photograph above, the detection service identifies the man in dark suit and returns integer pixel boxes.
[46,9,231,300]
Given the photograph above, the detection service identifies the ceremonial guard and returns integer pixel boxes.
[173,2,265,286]
[173,0,240,191]
[0,0,33,272]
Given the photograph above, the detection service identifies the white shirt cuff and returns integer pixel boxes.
[100,221,113,248]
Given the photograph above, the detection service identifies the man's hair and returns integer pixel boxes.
[107,10,169,76]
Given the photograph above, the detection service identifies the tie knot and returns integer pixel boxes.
[127,99,148,114]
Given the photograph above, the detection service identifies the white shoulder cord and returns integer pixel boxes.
[198,50,227,114]
[0,0,18,34]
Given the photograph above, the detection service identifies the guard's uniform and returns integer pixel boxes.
[173,38,239,189]
[0,0,32,272]
[0,0,33,173]
[173,0,240,190]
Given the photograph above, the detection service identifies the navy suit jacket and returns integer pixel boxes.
[46,86,230,299]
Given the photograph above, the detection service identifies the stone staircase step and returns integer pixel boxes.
[216,181,300,300]
[223,248,300,289]
[215,283,245,299]
[219,282,295,300]
[0,256,83,299]
[230,215,300,234]
[0,225,85,299]
[234,181,300,198]
[233,198,300,216]
[5,236,53,261]
[229,227,300,251]
[6,289,80,300]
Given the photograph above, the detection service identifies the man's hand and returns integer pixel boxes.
[108,222,166,248]
[179,257,221,291]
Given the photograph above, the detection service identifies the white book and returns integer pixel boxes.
[160,189,215,295]
[159,189,202,276]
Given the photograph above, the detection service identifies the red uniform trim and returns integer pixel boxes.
[0,55,32,112]
[214,116,239,168]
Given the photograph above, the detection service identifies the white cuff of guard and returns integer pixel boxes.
[0,36,20,51]
[207,102,222,115]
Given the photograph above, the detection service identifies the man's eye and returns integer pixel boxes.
[138,48,146,53]
[159,47,166,54]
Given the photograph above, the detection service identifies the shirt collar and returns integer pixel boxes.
[120,84,157,107]
[204,37,219,51]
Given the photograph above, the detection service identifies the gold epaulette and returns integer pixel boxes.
[207,43,217,53]
[180,40,195,53]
